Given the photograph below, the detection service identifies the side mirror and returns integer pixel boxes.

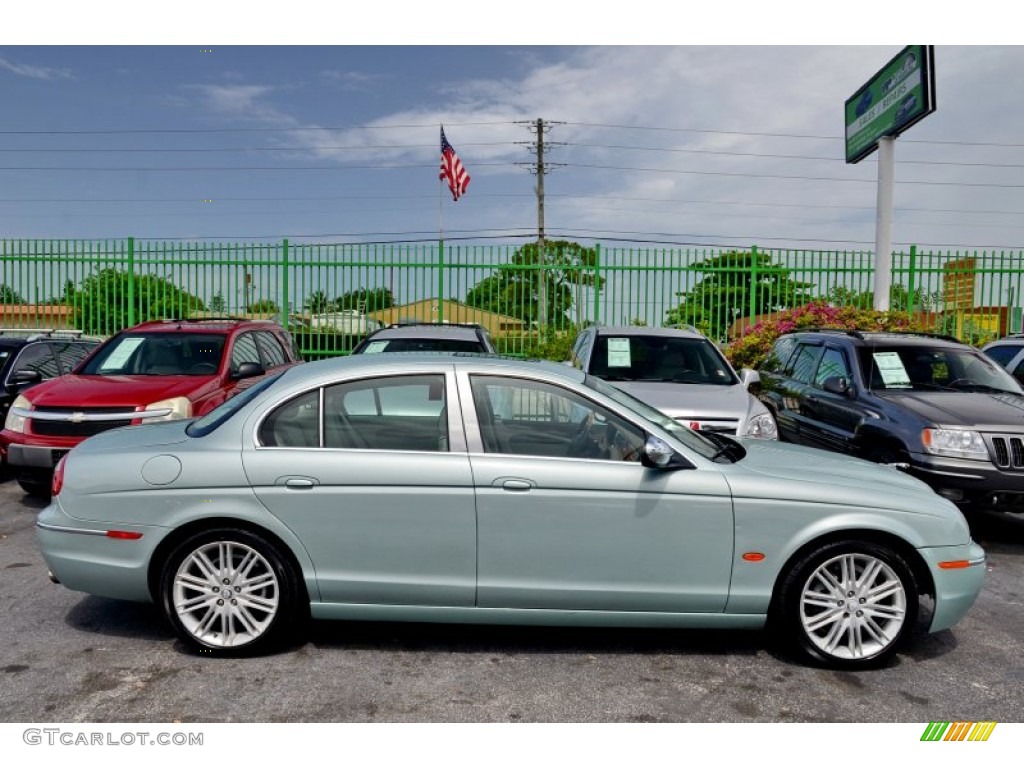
[6,369,42,392]
[739,368,760,388]
[232,361,265,380]
[640,436,693,470]
[822,376,854,397]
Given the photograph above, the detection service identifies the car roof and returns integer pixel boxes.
[983,336,1024,347]
[783,329,967,347]
[276,352,584,386]
[591,326,706,339]
[124,318,282,334]
[366,324,489,342]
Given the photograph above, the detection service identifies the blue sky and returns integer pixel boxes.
[2,11,1022,252]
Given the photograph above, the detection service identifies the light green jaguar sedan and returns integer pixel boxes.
[37,354,985,668]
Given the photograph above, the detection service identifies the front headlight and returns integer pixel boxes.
[744,411,778,440]
[4,394,31,433]
[142,396,192,422]
[922,428,988,460]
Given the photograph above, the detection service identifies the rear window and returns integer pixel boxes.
[358,338,486,354]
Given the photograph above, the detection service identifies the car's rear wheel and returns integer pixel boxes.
[159,528,303,655]
[777,541,918,669]
[17,476,50,498]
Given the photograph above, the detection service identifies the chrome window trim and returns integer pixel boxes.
[251,369,465,454]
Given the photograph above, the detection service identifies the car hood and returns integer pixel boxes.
[20,374,217,408]
[877,390,1024,429]
[609,380,751,417]
[723,438,955,515]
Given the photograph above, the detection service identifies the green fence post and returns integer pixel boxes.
[907,244,918,314]
[748,244,759,325]
[281,238,290,325]
[593,243,601,324]
[438,238,445,323]
[127,236,136,327]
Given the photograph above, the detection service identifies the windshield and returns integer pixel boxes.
[591,335,738,385]
[586,375,724,460]
[859,344,1022,394]
[79,333,226,376]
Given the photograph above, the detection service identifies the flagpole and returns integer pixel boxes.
[438,125,445,324]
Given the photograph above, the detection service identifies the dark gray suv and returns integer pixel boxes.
[757,329,1024,511]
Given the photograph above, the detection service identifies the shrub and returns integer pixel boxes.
[724,301,928,370]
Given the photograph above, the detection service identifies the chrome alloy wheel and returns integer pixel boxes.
[798,552,908,661]
[172,541,280,648]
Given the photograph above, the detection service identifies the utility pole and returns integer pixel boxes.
[519,119,563,331]
[534,118,548,328]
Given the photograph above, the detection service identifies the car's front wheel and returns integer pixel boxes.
[776,540,919,668]
[159,528,303,655]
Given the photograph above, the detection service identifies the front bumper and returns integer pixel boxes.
[2,431,81,469]
[919,541,987,633]
[907,451,1024,508]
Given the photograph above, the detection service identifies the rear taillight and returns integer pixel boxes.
[52,454,67,496]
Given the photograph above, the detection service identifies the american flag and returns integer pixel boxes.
[439,126,470,201]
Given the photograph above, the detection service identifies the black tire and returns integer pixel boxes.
[159,527,304,656]
[17,477,50,498]
[775,540,919,669]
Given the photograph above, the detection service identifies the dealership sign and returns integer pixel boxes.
[845,45,936,164]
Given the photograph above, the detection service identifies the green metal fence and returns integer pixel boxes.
[1,238,1022,358]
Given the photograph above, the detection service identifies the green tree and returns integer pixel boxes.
[464,240,603,328]
[333,288,394,313]
[304,290,332,314]
[73,269,206,334]
[827,284,940,312]
[208,291,227,314]
[247,299,280,314]
[0,284,25,304]
[664,250,815,341]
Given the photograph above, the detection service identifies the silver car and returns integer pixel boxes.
[570,326,777,439]
[37,354,984,668]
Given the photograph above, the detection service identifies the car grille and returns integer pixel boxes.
[30,407,135,437]
[988,435,1024,470]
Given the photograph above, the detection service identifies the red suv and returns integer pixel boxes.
[1,318,301,496]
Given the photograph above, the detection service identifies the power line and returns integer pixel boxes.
[567,163,1024,189]
[4,193,1024,219]
[564,121,1024,148]
[2,118,1023,149]
[0,120,518,136]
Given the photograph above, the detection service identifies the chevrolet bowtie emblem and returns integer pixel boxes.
[70,412,86,423]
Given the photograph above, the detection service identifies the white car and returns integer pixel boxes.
[569,326,777,439]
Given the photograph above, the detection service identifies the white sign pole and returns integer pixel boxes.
[873,136,895,311]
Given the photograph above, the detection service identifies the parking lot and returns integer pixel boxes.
[1,475,1022,723]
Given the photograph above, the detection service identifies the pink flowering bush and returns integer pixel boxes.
[725,302,926,370]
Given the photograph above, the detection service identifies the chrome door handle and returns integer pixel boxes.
[501,479,534,492]
[284,478,316,489]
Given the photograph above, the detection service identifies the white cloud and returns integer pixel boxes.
[0,55,72,80]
